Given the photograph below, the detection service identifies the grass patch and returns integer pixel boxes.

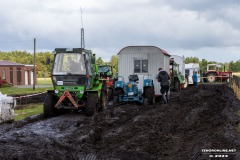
[0,87,53,95]
[37,78,52,85]
[14,103,43,121]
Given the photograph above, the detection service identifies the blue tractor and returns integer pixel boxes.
[113,75,155,105]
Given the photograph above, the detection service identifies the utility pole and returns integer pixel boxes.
[33,38,36,90]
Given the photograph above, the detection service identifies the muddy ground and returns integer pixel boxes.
[0,84,240,160]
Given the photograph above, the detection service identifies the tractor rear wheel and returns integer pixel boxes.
[86,94,98,117]
[43,93,58,118]
[144,85,155,105]
[206,73,216,82]
[174,80,181,92]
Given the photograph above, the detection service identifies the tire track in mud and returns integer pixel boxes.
[0,84,240,160]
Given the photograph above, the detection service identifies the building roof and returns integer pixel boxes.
[0,60,25,66]
[117,46,171,57]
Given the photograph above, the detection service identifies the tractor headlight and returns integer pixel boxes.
[79,90,84,94]
[55,90,59,94]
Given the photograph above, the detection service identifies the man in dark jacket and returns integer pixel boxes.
[158,67,170,104]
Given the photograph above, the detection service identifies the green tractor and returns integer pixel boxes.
[43,48,107,117]
[170,58,185,92]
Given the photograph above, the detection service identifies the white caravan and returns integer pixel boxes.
[117,46,171,96]
[185,63,201,84]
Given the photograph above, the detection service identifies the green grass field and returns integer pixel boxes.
[37,78,52,85]
[0,87,53,95]
[14,103,43,121]
[0,78,53,95]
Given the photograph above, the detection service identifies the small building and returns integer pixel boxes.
[117,46,171,96]
[0,60,35,86]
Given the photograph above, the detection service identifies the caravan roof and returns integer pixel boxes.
[185,63,200,69]
[118,46,171,57]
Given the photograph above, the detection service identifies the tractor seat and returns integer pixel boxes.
[128,75,139,82]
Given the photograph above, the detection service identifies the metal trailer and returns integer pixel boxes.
[117,46,171,96]
[185,63,201,84]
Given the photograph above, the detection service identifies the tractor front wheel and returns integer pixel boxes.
[184,77,188,89]
[43,94,58,118]
[86,94,98,117]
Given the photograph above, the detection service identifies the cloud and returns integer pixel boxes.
[0,0,240,63]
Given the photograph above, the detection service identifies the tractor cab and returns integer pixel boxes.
[98,65,112,78]
[52,48,93,88]
[207,64,221,72]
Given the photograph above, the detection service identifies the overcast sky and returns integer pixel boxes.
[0,0,240,63]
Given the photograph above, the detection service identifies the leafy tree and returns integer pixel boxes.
[96,57,105,66]
[0,50,53,78]
[228,60,240,72]
[109,55,118,77]
[184,57,199,63]
[199,59,208,74]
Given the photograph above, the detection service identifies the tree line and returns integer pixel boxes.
[0,51,119,78]
[0,51,239,78]
[0,51,53,78]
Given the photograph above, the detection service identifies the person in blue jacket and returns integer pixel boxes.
[192,71,198,87]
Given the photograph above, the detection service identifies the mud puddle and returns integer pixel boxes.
[0,84,240,160]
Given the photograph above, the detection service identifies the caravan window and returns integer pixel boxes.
[134,60,148,73]
[134,60,141,73]
[142,60,148,73]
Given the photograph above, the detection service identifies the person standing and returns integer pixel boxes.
[157,67,170,104]
[192,71,198,87]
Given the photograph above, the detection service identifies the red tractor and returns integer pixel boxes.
[202,64,232,83]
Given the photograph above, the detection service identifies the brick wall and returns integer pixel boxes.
[0,65,35,86]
